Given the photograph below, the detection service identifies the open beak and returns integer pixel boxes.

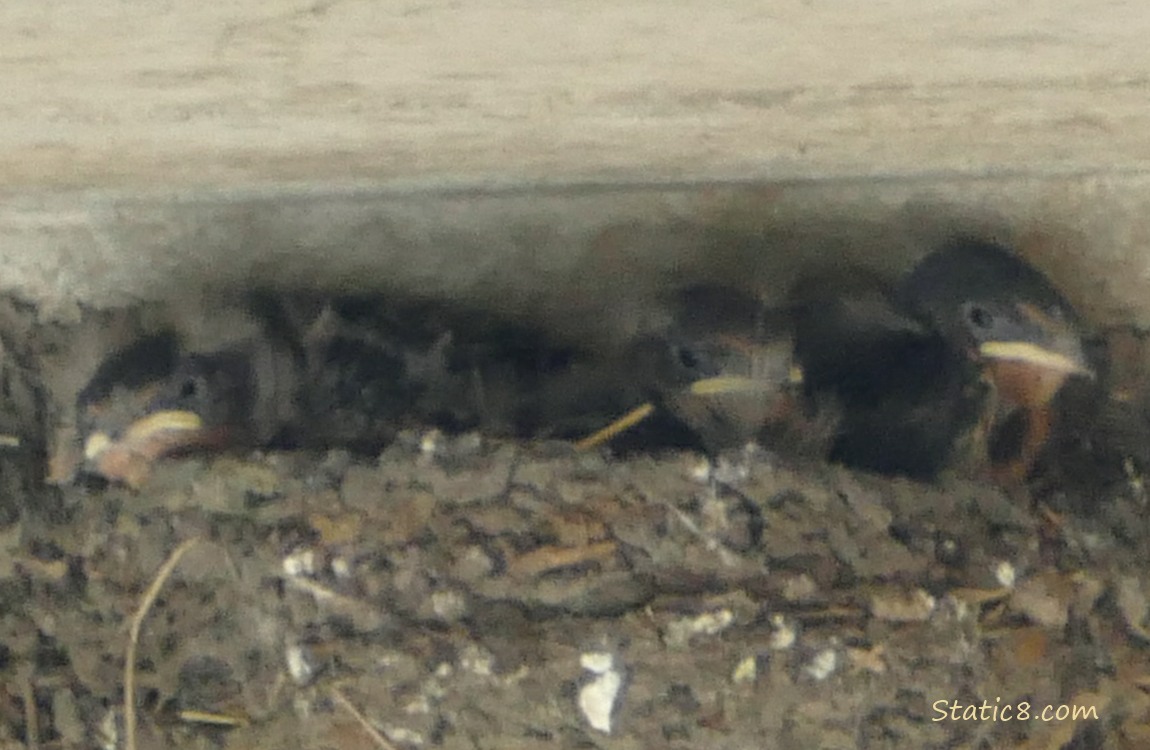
[977,303,1094,380]
[975,303,1096,417]
[687,363,803,397]
[978,340,1092,377]
[576,361,804,451]
[82,409,210,488]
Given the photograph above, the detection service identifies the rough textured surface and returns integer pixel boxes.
[6,276,1150,750]
[4,3,1150,748]
[4,174,1150,341]
[0,0,1148,334]
[2,0,1148,189]
[3,279,1149,748]
[8,435,1150,749]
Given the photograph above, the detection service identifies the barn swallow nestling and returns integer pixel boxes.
[71,297,580,486]
[76,333,304,488]
[897,237,1100,484]
[576,285,827,456]
[789,239,1100,485]
[71,332,183,487]
[789,270,985,481]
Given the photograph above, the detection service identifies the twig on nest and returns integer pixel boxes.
[330,686,400,750]
[124,537,201,750]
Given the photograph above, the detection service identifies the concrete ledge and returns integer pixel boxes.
[3,1,1148,190]
[3,172,1148,344]
[4,1,1147,338]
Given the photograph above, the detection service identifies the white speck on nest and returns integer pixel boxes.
[664,609,735,648]
[578,651,624,734]
[384,726,426,747]
[419,429,442,456]
[995,560,1016,589]
[282,548,317,578]
[731,655,758,685]
[803,648,838,681]
[97,708,119,750]
[768,614,796,651]
[286,643,316,685]
[330,556,352,579]
[431,589,468,622]
[688,458,713,483]
[459,644,495,677]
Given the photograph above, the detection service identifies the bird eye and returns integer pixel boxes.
[676,345,700,371]
[178,377,199,400]
[964,303,994,330]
